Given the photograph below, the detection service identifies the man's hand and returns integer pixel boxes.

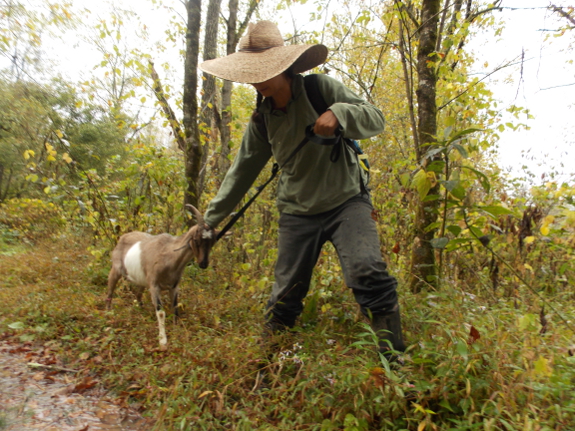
[313,110,340,136]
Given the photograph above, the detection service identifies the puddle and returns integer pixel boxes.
[0,341,152,430]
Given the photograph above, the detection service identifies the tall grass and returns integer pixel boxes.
[0,198,574,430]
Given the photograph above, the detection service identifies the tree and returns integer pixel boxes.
[149,0,260,212]
[0,77,126,201]
[0,1,75,80]
[216,0,260,179]
[390,0,506,292]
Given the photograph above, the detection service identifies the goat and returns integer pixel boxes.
[106,204,218,349]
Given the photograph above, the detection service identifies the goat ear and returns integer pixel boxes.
[185,204,204,226]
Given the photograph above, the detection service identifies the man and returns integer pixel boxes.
[199,20,405,356]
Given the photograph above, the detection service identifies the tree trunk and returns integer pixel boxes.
[409,0,441,293]
[216,0,260,180]
[199,0,223,195]
[183,0,203,212]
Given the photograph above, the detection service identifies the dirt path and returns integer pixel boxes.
[0,341,152,431]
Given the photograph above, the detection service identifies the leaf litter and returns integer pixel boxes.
[0,340,152,430]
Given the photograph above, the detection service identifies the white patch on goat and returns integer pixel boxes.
[157,309,167,346]
[124,242,147,286]
[202,229,213,239]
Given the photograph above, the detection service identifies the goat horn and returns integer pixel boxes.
[185,204,204,226]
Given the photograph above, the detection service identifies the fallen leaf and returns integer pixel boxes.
[468,326,480,345]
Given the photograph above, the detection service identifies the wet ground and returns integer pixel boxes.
[0,341,152,431]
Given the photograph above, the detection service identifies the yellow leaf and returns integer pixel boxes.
[55,130,63,138]
[524,236,535,244]
[75,100,83,108]
[412,403,426,414]
[43,186,51,194]
[534,356,552,377]
[62,153,73,164]
[23,150,35,160]
[426,171,437,187]
[47,155,56,162]
[524,263,534,273]
[540,226,549,236]
[418,421,426,431]
[198,390,213,399]
[46,143,54,151]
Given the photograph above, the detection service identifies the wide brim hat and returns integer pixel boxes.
[199,20,328,84]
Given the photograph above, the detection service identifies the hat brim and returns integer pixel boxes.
[199,44,328,84]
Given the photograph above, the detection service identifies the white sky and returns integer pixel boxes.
[470,0,574,184]
[12,0,575,185]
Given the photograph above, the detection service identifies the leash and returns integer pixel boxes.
[216,125,341,241]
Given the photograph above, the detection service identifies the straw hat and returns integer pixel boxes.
[199,20,328,84]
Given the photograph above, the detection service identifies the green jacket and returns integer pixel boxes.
[204,74,385,228]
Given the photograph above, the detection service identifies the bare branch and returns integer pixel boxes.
[550,4,575,27]
[148,60,185,152]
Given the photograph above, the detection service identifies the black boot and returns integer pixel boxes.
[371,304,406,360]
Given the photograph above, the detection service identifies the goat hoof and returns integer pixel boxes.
[159,343,168,351]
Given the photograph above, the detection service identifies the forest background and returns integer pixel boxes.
[0,0,574,430]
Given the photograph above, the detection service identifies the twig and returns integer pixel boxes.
[27,362,80,373]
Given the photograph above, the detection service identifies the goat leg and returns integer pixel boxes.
[171,285,180,324]
[132,285,145,307]
[150,285,168,349]
[106,266,122,309]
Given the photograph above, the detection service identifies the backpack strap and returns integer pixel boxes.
[303,74,329,116]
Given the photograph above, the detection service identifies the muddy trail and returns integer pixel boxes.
[0,340,153,431]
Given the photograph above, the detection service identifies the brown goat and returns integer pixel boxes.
[106,205,218,349]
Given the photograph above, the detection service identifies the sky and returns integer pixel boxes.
[471,0,574,184]
[13,0,575,185]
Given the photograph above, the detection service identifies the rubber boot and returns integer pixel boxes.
[371,304,406,361]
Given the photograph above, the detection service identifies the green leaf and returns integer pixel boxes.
[422,194,440,202]
[425,147,444,159]
[442,180,458,192]
[456,340,468,360]
[519,313,538,331]
[425,221,441,233]
[446,127,482,145]
[480,205,513,218]
[430,237,449,249]
[8,321,25,329]
[445,237,473,251]
[447,225,462,237]
[461,166,491,193]
[450,183,466,200]
[451,143,469,158]
[400,173,411,187]
[412,169,431,200]
[427,160,445,173]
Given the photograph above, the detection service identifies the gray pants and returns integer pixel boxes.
[266,193,399,328]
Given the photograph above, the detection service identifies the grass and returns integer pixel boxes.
[0,225,574,430]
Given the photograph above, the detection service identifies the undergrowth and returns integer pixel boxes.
[0,203,574,430]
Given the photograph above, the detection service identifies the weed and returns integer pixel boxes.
[1,202,574,430]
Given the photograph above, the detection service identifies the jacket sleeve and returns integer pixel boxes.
[315,74,385,140]
[204,119,272,228]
